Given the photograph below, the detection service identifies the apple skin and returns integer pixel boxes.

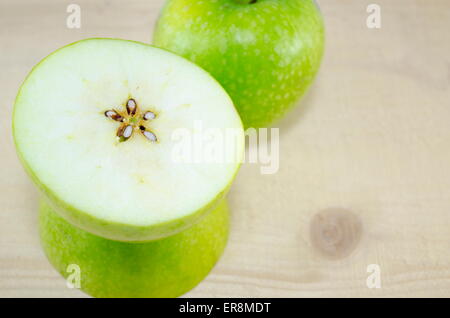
[153,0,325,128]
[39,198,229,298]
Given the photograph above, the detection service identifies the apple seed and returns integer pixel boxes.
[143,111,156,121]
[126,99,137,115]
[104,110,123,122]
[142,130,157,142]
[122,125,133,139]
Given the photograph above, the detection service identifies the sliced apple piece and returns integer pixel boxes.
[13,38,244,241]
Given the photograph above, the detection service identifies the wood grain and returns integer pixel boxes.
[1,0,449,297]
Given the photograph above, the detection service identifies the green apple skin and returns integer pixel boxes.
[39,198,229,298]
[153,0,325,128]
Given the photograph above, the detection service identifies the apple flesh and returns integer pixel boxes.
[39,198,229,298]
[154,0,325,128]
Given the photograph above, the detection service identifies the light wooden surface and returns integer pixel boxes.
[1,0,450,298]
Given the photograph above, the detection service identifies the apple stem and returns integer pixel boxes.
[234,0,257,4]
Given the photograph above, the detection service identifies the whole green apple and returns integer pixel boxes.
[39,198,229,298]
[154,0,325,128]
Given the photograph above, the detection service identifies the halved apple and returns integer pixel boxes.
[13,38,244,241]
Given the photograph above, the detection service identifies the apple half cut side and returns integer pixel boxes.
[39,198,229,298]
[13,38,244,241]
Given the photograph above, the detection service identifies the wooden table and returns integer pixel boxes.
[1,0,449,297]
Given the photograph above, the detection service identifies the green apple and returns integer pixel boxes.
[39,198,229,298]
[13,38,244,242]
[153,0,325,128]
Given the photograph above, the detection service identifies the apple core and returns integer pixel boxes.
[104,98,158,142]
